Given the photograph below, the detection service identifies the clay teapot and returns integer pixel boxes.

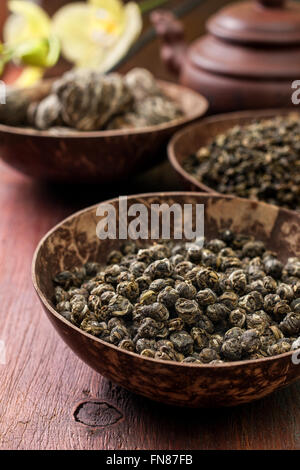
[151,0,300,113]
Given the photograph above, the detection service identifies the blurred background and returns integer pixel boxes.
[0,0,234,81]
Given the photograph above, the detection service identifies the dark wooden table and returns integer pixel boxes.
[0,0,300,451]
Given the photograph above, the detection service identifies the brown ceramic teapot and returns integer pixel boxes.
[152,0,300,113]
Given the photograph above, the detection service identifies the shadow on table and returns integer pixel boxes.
[20,160,185,214]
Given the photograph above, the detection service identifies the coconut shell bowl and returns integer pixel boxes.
[168,109,297,194]
[0,81,207,184]
[32,192,300,408]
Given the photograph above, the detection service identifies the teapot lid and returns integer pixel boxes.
[207,0,300,44]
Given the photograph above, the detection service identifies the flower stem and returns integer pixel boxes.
[139,0,170,14]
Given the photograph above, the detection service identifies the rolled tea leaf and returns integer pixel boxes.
[0,79,53,126]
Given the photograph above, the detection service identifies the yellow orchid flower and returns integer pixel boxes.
[2,1,60,86]
[4,0,51,44]
[52,0,142,72]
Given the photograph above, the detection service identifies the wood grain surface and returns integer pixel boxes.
[0,0,299,451]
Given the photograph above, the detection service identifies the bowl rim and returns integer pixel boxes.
[0,80,208,139]
[168,108,300,195]
[32,191,300,370]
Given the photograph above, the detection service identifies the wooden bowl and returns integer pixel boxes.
[0,81,208,183]
[168,109,298,194]
[32,192,300,408]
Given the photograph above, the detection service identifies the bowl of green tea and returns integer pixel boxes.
[169,110,300,212]
[32,192,300,407]
[0,68,208,183]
